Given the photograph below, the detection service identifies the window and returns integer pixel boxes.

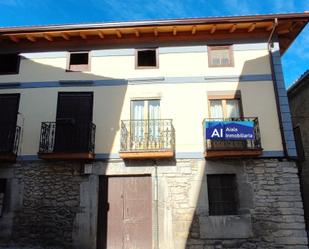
[130,99,160,149]
[0,54,20,74]
[136,49,158,68]
[131,99,160,120]
[207,174,238,215]
[209,98,242,119]
[68,52,90,71]
[0,179,6,217]
[208,95,247,150]
[208,46,234,67]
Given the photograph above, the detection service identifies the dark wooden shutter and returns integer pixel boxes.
[0,94,20,153]
[54,92,93,152]
[207,174,238,215]
[0,179,7,217]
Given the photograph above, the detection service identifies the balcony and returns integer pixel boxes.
[204,117,263,158]
[38,121,96,160]
[120,119,175,159]
[0,124,21,162]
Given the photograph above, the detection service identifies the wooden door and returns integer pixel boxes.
[0,94,20,153]
[97,176,152,249]
[54,92,93,152]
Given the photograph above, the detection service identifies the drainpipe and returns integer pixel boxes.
[267,18,288,158]
[154,161,159,249]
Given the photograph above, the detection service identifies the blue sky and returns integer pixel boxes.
[0,0,308,87]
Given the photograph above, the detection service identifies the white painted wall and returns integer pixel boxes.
[0,44,283,156]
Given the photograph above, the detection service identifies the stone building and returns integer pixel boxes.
[0,13,308,249]
[288,70,309,240]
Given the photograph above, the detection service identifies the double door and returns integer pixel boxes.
[97,176,152,249]
[130,99,160,150]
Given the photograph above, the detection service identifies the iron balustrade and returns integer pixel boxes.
[204,117,262,151]
[39,121,96,154]
[0,124,21,155]
[120,119,175,152]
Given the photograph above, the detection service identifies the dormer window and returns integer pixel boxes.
[208,45,234,67]
[0,54,20,75]
[136,49,158,68]
[68,52,90,72]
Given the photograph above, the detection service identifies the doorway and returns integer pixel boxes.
[97,175,152,249]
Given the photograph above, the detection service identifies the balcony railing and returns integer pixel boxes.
[120,119,175,158]
[38,121,96,160]
[0,124,21,160]
[204,117,262,158]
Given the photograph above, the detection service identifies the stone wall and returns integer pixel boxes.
[184,159,308,249]
[0,158,308,249]
[0,162,88,249]
[288,73,309,234]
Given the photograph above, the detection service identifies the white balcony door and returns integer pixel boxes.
[131,99,160,150]
[148,100,160,139]
[209,98,243,149]
[131,100,145,139]
[210,100,224,119]
[226,99,240,118]
[209,99,240,119]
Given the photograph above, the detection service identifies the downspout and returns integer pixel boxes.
[267,18,288,157]
[154,161,159,249]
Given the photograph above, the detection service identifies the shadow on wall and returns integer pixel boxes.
[0,57,129,249]
[182,54,285,249]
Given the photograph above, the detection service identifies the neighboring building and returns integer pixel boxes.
[288,70,309,239]
[0,13,308,249]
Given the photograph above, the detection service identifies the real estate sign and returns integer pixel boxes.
[205,121,254,140]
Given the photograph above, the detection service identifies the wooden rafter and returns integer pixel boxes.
[9,35,19,43]
[173,26,177,36]
[43,33,53,41]
[61,32,70,40]
[134,29,140,37]
[192,25,197,35]
[248,23,256,32]
[80,33,87,39]
[229,24,237,33]
[278,29,290,35]
[266,24,273,31]
[210,25,216,34]
[116,30,122,38]
[97,31,104,39]
[154,28,158,36]
[26,35,36,42]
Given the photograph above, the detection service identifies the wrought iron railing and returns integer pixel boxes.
[39,121,96,154]
[120,119,175,152]
[0,124,21,155]
[204,117,262,151]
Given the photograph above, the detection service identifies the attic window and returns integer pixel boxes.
[136,49,158,68]
[208,46,234,67]
[0,54,20,75]
[68,52,90,71]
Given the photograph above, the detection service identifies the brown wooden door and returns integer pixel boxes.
[97,176,152,249]
[0,94,20,153]
[54,92,93,152]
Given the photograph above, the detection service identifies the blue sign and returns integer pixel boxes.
[205,121,254,140]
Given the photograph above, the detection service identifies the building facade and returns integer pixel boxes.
[0,13,308,249]
[288,70,309,240]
